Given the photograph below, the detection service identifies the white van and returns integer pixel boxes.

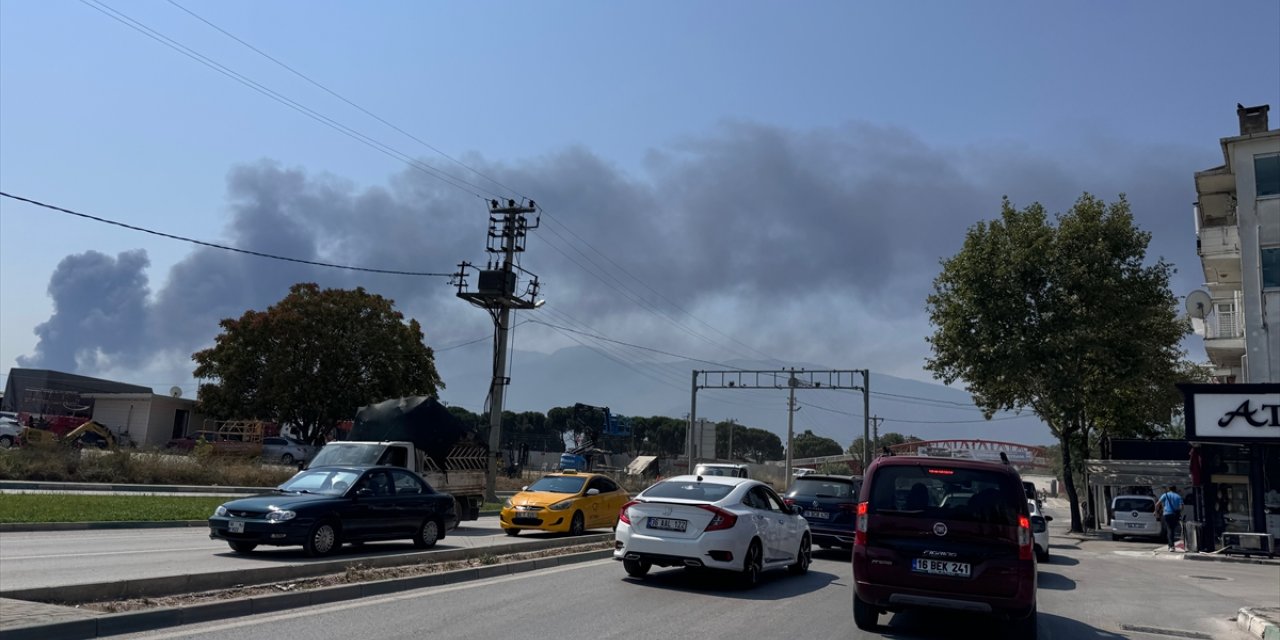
[694,463,748,478]
[1109,495,1163,540]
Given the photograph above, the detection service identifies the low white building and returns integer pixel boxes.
[83,392,206,449]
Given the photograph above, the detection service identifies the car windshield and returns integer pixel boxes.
[642,480,736,502]
[527,476,586,494]
[278,469,362,496]
[309,445,382,467]
[868,465,1021,525]
[787,477,857,499]
[1113,497,1154,512]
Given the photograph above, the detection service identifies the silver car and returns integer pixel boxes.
[0,418,22,448]
[260,436,319,465]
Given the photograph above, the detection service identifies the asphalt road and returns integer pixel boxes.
[0,516,599,592]
[103,536,1272,640]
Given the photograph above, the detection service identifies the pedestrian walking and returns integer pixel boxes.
[1156,484,1184,551]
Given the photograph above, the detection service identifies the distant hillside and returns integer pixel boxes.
[434,344,1056,449]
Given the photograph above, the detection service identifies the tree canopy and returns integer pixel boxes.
[192,283,443,444]
[924,194,1189,532]
[791,429,843,458]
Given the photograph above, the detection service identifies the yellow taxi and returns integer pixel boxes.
[500,471,630,536]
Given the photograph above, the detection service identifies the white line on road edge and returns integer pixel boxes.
[8,547,215,560]
[119,558,616,640]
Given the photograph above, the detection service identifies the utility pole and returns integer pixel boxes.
[785,374,800,489]
[453,198,542,502]
[871,415,884,456]
[861,369,871,472]
[727,418,737,462]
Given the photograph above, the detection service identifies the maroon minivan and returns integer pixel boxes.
[852,455,1037,638]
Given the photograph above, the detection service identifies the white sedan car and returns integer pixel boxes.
[1028,499,1052,562]
[614,475,811,586]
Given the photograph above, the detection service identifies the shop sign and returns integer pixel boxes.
[1180,384,1280,441]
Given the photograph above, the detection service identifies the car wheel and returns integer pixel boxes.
[1036,547,1049,563]
[789,534,811,575]
[1110,533,1120,541]
[1006,605,1038,639]
[623,558,651,578]
[504,528,520,536]
[569,511,585,536]
[0,436,13,449]
[414,518,441,549]
[740,540,762,588]
[228,541,257,553]
[304,521,340,557]
[281,453,295,465]
[853,592,879,630]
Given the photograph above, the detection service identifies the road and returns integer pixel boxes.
[0,516,595,592]
[105,537,1271,640]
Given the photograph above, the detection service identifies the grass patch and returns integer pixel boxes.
[0,493,228,523]
[0,446,294,487]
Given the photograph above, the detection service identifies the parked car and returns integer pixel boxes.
[500,471,629,536]
[1109,495,1162,541]
[852,455,1037,637]
[208,465,456,556]
[614,475,811,587]
[260,436,318,465]
[1028,500,1052,562]
[784,474,861,549]
[694,463,748,478]
[0,418,23,448]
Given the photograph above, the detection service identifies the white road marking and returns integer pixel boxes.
[8,547,215,560]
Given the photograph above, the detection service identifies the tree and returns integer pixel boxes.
[849,432,921,458]
[193,283,443,444]
[925,194,1189,533]
[736,426,784,463]
[792,429,843,458]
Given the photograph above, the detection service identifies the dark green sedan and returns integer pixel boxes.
[209,465,457,556]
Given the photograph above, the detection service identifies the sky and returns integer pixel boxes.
[1,1,1278,428]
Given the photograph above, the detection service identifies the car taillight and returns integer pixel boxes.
[838,503,858,513]
[619,500,639,525]
[854,502,868,546]
[1017,514,1032,560]
[783,498,795,506]
[698,505,738,531]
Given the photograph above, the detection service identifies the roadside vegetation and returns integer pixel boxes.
[0,444,295,487]
[0,493,228,523]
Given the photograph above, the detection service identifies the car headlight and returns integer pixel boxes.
[549,499,574,511]
[214,506,227,517]
[504,497,513,508]
[265,509,296,522]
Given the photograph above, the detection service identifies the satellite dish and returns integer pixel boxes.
[169,386,183,398]
[1185,290,1212,319]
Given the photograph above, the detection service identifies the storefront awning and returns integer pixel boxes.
[1085,459,1191,488]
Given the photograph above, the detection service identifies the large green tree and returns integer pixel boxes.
[791,429,843,458]
[193,283,443,444]
[925,194,1188,532]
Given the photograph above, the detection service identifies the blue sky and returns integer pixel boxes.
[1,1,1278,425]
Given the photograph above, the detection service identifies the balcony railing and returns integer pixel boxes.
[1204,292,1245,339]
[1196,225,1240,258]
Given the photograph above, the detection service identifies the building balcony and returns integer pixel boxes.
[1196,292,1246,367]
[1197,224,1242,285]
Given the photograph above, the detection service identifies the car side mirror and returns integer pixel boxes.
[791,504,805,515]
[1044,516,1053,522]
[521,486,529,492]
[586,488,600,496]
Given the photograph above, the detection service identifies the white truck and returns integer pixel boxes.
[306,440,487,521]
[306,396,489,521]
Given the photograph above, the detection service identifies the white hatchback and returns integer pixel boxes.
[1110,495,1163,540]
[1028,499,1052,562]
[614,475,811,587]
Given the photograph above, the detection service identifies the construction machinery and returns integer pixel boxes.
[22,419,129,449]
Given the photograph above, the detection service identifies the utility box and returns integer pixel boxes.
[478,270,515,295]
[1221,532,1275,557]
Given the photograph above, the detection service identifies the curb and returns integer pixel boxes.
[0,534,613,604]
[1184,553,1280,567]
[0,548,615,640]
[1238,608,1280,640]
[0,520,209,532]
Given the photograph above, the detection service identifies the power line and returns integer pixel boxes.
[0,191,453,277]
[527,319,738,369]
[82,0,500,200]
[164,0,528,202]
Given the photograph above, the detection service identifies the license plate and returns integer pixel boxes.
[647,517,688,532]
[1126,523,1145,529]
[911,558,971,577]
[803,510,830,519]
[229,520,245,533]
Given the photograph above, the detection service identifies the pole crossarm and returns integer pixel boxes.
[694,369,864,390]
